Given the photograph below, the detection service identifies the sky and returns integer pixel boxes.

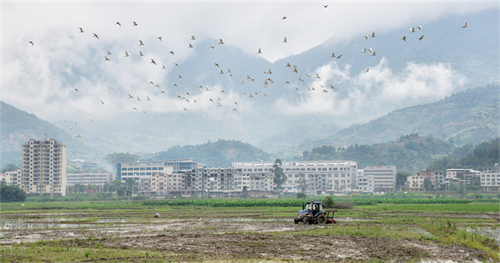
[1,1,499,153]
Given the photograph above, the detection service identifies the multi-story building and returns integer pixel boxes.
[480,164,499,191]
[356,170,374,193]
[446,169,481,179]
[191,167,240,198]
[12,139,67,196]
[233,160,358,194]
[363,165,396,192]
[67,159,101,171]
[407,170,444,190]
[117,158,200,182]
[66,172,114,186]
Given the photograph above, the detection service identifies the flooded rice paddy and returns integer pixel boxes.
[0,206,498,262]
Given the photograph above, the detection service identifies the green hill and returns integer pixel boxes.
[143,139,273,168]
[293,84,499,153]
[0,101,93,167]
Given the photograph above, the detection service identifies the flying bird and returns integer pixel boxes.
[173,84,178,88]
[170,51,175,55]
[143,110,147,114]
[115,22,121,26]
[282,16,287,20]
[371,31,375,38]
[418,35,424,41]
[365,68,369,73]
[137,96,141,101]
[257,48,262,54]
[75,89,78,92]
[128,93,133,98]
[100,100,104,104]
[107,50,112,55]
[139,51,144,56]
[337,54,343,59]
[361,48,366,53]
[183,106,188,111]
[178,75,182,79]
[79,27,84,33]
[93,33,99,39]
[371,50,376,56]
[214,62,219,67]
[283,37,287,43]
[417,26,422,31]
[330,84,335,90]
[77,134,82,139]
[191,36,196,40]
[147,96,150,101]
[132,21,138,26]
[330,53,335,58]
[364,35,369,40]
[401,36,407,43]
[124,51,129,57]
[139,40,144,46]
[175,63,179,67]
[162,64,166,69]
[410,27,415,33]
[315,73,321,79]
[462,20,468,28]
[105,56,110,61]
[157,36,162,41]
[218,39,224,44]
[151,58,156,65]
[188,43,193,48]
[323,4,328,8]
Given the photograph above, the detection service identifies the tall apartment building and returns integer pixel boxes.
[362,165,396,192]
[11,139,67,196]
[480,163,499,191]
[233,160,358,194]
[117,158,200,181]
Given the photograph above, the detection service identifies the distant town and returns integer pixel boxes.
[2,139,499,197]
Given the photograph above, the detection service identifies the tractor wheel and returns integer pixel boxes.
[301,217,309,225]
[317,214,327,225]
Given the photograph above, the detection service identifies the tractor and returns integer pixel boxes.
[294,201,338,225]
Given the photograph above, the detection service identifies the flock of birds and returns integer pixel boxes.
[25,6,469,148]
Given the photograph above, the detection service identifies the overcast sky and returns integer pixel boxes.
[2,1,498,128]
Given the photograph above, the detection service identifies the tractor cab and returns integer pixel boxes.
[295,201,336,224]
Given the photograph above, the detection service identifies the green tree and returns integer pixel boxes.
[0,185,26,202]
[423,179,434,191]
[295,173,308,193]
[396,171,411,189]
[66,165,80,174]
[272,159,287,195]
[1,162,18,173]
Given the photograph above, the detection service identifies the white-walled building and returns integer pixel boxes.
[117,158,200,182]
[480,163,499,191]
[66,172,115,186]
[363,165,396,192]
[233,160,358,194]
[356,170,374,193]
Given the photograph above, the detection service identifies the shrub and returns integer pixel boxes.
[322,196,335,208]
[297,193,307,199]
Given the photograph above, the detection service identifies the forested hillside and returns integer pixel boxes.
[1,101,92,167]
[143,139,272,168]
[427,138,500,171]
[292,84,499,153]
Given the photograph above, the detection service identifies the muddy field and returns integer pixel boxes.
[1,217,496,262]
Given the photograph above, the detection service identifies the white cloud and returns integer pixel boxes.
[274,58,466,117]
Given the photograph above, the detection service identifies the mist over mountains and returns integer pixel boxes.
[1,8,498,167]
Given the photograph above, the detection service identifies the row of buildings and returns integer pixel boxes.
[406,164,500,191]
[3,139,499,196]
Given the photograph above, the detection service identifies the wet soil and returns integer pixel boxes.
[0,221,492,262]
